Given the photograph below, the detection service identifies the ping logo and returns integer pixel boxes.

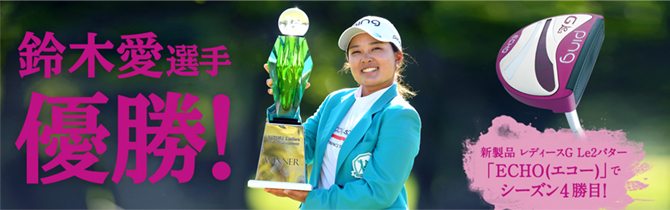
[559,30,587,64]
[351,152,371,178]
[354,19,381,27]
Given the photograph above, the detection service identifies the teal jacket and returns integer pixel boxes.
[301,83,421,209]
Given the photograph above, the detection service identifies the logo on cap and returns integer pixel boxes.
[354,18,381,27]
[372,32,382,38]
[338,16,402,52]
[392,35,400,44]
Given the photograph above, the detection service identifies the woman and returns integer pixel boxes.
[264,16,421,209]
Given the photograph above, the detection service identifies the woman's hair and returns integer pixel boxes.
[340,44,417,100]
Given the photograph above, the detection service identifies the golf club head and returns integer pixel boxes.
[496,14,605,113]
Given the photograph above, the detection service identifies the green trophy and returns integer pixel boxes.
[247,8,313,191]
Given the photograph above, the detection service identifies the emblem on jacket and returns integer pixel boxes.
[351,152,371,178]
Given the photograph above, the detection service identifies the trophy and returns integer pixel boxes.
[247,8,313,191]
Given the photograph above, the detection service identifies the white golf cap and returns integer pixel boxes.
[338,16,402,52]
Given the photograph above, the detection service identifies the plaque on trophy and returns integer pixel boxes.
[247,8,313,191]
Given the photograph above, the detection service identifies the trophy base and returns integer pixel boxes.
[248,122,311,191]
[247,180,313,191]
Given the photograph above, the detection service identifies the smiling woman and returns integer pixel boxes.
[344,33,401,97]
[339,17,416,100]
[264,16,421,209]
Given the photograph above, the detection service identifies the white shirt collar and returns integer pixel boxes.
[354,82,394,99]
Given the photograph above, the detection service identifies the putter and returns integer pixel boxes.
[496,14,605,139]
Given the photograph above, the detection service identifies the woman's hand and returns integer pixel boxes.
[264,188,309,203]
[264,64,311,95]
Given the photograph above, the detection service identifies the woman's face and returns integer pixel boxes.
[347,33,402,94]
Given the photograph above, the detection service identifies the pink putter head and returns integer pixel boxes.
[496,14,605,138]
